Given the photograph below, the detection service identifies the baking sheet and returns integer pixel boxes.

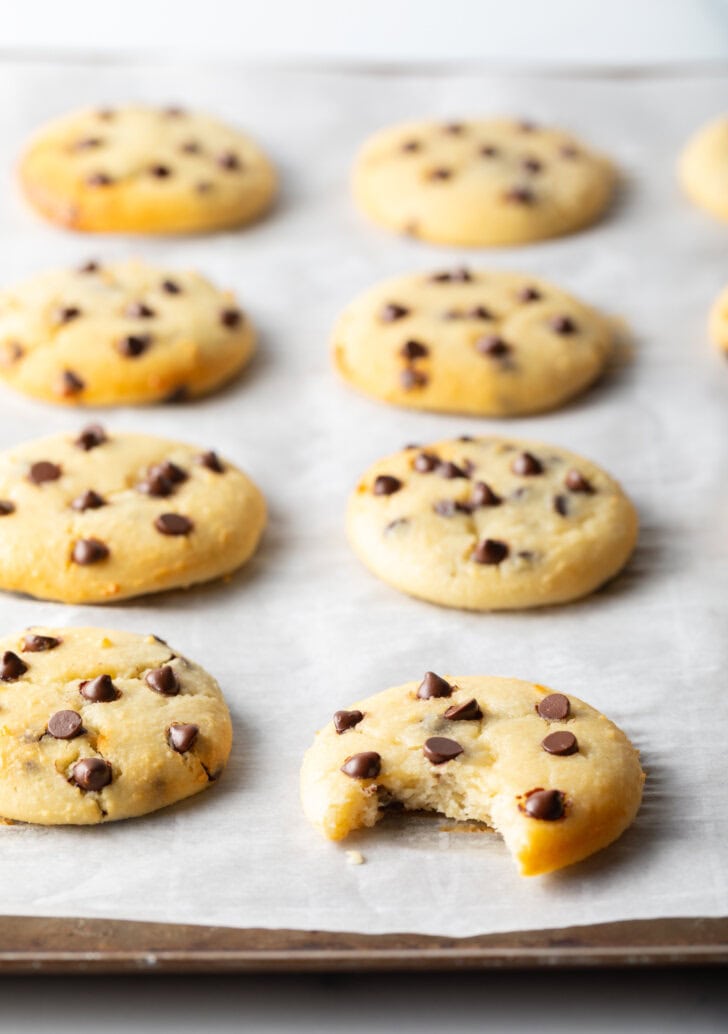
[0,57,726,939]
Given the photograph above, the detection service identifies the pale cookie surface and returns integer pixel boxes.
[0,626,232,825]
[20,104,276,234]
[0,426,266,604]
[332,268,612,416]
[301,673,644,876]
[709,282,728,355]
[352,118,615,246]
[347,436,637,610]
[679,116,728,222]
[0,259,254,406]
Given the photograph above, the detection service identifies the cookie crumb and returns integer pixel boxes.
[100,637,113,648]
[345,850,365,866]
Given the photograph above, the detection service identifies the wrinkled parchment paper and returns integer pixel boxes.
[0,57,726,936]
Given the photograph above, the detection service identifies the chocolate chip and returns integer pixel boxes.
[400,368,428,390]
[380,303,410,322]
[504,186,535,204]
[145,665,180,696]
[458,436,474,442]
[79,674,118,702]
[125,301,156,318]
[537,693,570,720]
[0,651,27,681]
[78,260,100,274]
[71,538,109,565]
[560,144,579,159]
[137,471,174,497]
[373,475,402,496]
[480,144,499,157]
[466,306,493,320]
[72,757,112,791]
[47,710,83,740]
[164,386,189,403]
[28,461,61,485]
[550,315,577,335]
[554,494,569,517]
[476,335,511,358]
[55,306,81,324]
[150,164,172,178]
[198,451,224,473]
[2,341,23,364]
[471,481,502,507]
[400,339,429,360]
[161,279,182,295]
[180,140,202,154]
[221,308,243,328]
[0,501,15,515]
[75,424,106,450]
[74,137,103,150]
[523,788,565,820]
[22,634,61,652]
[511,452,543,476]
[117,334,151,357]
[428,167,452,181]
[96,108,115,120]
[431,268,472,283]
[340,752,381,779]
[433,499,471,517]
[517,120,538,132]
[168,723,198,753]
[473,538,509,565]
[58,370,85,396]
[86,172,112,187]
[443,122,464,134]
[384,517,409,533]
[217,151,241,170]
[401,139,421,152]
[155,513,194,536]
[333,710,364,734]
[153,461,187,485]
[443,698,483,721]
[565,469,594,493]
[542,731,578,756]
[71,489,105,512]
[437,461,468,479]
[522,157,543,174]
[162,106,186,117]
[423,736,463,764]
[417,672,453,699]
[518,286,542,302]
[413,452,439,473]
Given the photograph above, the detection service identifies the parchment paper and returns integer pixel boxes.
[0,57,725,937]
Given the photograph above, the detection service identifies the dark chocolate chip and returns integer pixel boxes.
[0,501,15,515]
[471,481,502,507]
[198,451,225,473]
[78,261,100,274]
[152,461,187,485]
[373,475,402,496]
[417,672,453,699]
[47,710,83,740]
[86,172,112,187]
[79,674,118,702]
[458,436,474,442]
[400,367,428,390]
[413,451,439,473]
[125,301,156,318]
[55,306,81,324]
[217,151,241,170]
[423,736,463,764]
[476,335,511,358]
[542,731,578,756]
[537,693,570,720]
[72,757,112,791]
[466,306,493,320]
[162,106,186,117]
[137,472,175,497]
[473,538,509,565]
[150,164,172,178]
[221,308,243,328]
[155,513,194,536]
[560,144,579,159]
[96,108,115,120]
[443,122,464,134]
[161,279,182,294]
[401,139,421,152]
[145,665,180,696]
[22,634,61,652]
[333,709,364,734]
[431,268,472,283]
[117,334,151,357]
[164,386,189,404]
[0,651,27,681]
[553,494,569,517]
[437,461,468,479]
[180,140,202,154]
[443,698,483,721]
[511,451,543,476]
[565,469,594,493]
[75,424,106,450]
[380,303,410,322]
[433,499,471,517]
[400,339,429,360]
[340,751,381,779]
[550,315,577,335]
[71,538,109,565]
[71,489,106,512]
[504,186,535,204]
[58,370,85,396]
[518,286,542,302]
[522,156,543,174]
[168,723,198,753]
[523,788,565,820]
[428,167,452,180]
[480,144,499,157]
[74,137,103,150]
[28,461,61,485]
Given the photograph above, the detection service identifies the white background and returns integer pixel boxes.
[2,1,727,1031]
